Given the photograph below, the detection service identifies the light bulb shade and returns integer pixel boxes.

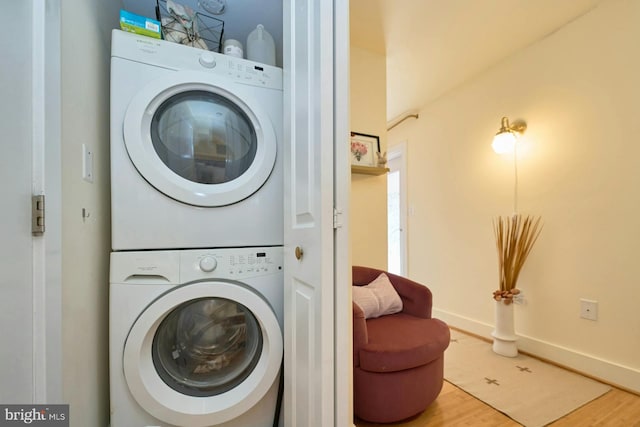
[492,131,516,154]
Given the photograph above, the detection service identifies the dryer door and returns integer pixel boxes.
[123,71,277,207]
[123,281,283,427]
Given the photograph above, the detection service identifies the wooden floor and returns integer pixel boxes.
[355,380,640,426]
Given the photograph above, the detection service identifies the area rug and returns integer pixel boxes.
[444,329,611,427]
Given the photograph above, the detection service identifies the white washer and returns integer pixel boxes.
[109,247,284,427]
[110,29,283,250]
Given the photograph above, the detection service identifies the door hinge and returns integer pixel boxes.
[333,207,343,229]
[32,195,45,235]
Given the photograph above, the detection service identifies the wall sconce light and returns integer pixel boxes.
[492,116,527,214]
[492,117,527,154]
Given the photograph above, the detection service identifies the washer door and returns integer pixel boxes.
[123,282,283,427]
[123,71,277,207]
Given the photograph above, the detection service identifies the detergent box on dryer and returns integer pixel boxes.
[120,10,161,39]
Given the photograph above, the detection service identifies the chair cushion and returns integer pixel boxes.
[358,314,450,373]
[352,273,403,319]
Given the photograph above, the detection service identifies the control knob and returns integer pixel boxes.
[199,52,216,68]
[199,256,218,272]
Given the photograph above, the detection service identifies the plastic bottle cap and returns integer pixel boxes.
[223,39,244,58]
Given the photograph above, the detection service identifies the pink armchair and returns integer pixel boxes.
[352,266,450,423]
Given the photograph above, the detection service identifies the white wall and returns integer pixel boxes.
[60,0,121,425]
[350,45,388,270]
[388,0,640,391]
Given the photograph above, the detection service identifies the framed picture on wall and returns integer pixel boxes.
[350,132,380,167]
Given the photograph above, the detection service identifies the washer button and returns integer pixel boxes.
[199,256,218,272]
[199,52,216,68]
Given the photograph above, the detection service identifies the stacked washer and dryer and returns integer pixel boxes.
[109,29,284,427]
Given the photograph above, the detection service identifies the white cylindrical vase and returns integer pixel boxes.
[491,300,518,357]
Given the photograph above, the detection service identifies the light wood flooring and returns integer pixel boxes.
[355,380,640,426]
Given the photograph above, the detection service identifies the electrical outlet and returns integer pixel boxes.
[580,299,598,321]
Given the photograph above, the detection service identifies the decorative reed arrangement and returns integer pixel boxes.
[492,214,543,304]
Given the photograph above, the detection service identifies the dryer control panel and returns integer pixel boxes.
[223,59,279,88]
[112,29,283,91]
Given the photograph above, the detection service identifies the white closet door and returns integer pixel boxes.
[283,0,338,425]
[0,0,33,402]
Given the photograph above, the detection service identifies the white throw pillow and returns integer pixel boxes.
[352,273,403,319]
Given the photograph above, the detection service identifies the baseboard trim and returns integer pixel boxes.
[433,308,640,395]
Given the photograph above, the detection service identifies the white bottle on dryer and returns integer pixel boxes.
[246,24,276,66]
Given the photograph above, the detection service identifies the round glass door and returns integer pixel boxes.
[122,281,283,426]
[150,91,257,186]
[152,297,263,397]
[123,73,277,207]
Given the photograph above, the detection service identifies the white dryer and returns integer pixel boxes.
[109,247,284,427]
[110,29,283,250]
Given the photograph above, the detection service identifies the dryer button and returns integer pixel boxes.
[199,256,218,272]
[199,52,217,68]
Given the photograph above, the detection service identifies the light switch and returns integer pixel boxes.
[82,144,94,183]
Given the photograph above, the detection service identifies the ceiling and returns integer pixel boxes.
[122,1,608,121]
[350,0,607,121]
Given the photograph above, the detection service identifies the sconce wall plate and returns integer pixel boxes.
[509,120,527,134]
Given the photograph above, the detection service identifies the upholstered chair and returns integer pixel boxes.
[352,266,450,423]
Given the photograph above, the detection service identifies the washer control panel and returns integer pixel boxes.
[182,247,284,281]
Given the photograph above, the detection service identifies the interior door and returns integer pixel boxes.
[0,0,34,403]
[283,0,337,425]
[387,144,408,276]
[0,0,62,403]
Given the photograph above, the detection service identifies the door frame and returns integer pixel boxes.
[333,0,351,424]
[33,0,63,402]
